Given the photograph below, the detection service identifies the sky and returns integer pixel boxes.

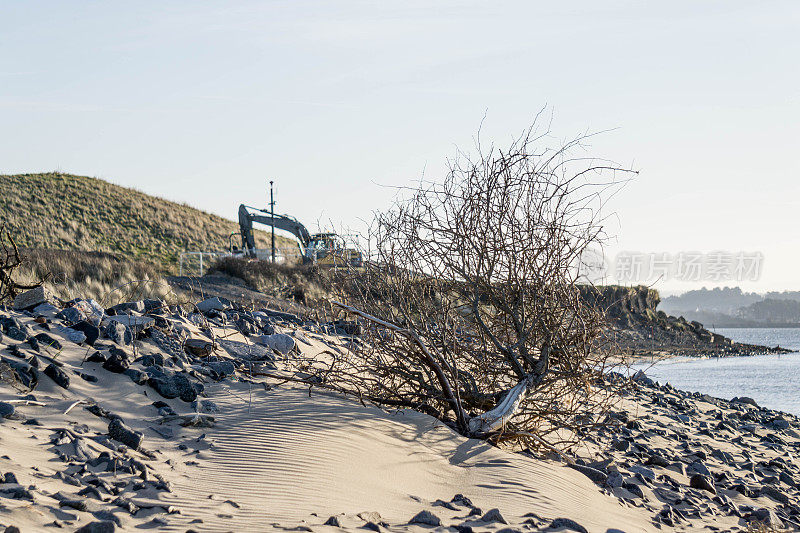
[1,1,798,294]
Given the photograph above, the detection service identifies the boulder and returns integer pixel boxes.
[56,306,86,324]
[72,299,106,325]
[124,368,149,385]
[548,518,587,533]
[13,286,55,310]
[689,474,715,494]
[104,321,132,346]
[108,419,142,450]
[71,321,100,346]
[148,377,179,399]
[191,399,219,414]
[567,464,608,485]
[52,325,87,345]
[409,510,441,526]
[196,297,231,313]
[0,401,15,419]
[257,333,295,355]
[732,396,759,408]
[32,302,60,318]
[204,360,236,378]
[480,508,508,524]
[107,314,154,331]
[34,333,63,350]
[75,520,116,532]
[43,363,70,389]
[102,352,130,374]
[184,338,214,357]
[109,301,145,315]
[747,508,784,529]
[171,373,197,402]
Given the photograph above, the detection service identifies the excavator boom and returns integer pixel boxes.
[238,204,312,257]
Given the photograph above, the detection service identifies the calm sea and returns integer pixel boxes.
[631,328,800,416]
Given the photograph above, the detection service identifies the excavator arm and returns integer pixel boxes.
[238,204,312,257]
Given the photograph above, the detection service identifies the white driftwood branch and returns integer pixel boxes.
[467,375,534,435]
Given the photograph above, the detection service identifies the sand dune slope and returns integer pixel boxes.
[162,383,655,532]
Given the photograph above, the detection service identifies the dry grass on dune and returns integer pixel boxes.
[208,256,329,306]
[1,172,297,268]
[14,248,178,306]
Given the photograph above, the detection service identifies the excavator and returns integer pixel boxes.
[236,204,362,267]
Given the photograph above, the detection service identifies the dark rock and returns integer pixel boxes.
[124,368,148,385]
[56,307,86,323]
[44,363,70,389]
[454,526,473,533]
[451,493,474,507]
[409,510,441,526]
[139,353,164,367]
[646,454,670,467]
[747,507,784,528]
[104,321,132,346]
[480,508,508,524]
[432,499,458,511]
[108,419,143,450]
[688,461,711,476]
[25,336,40,352]
[191,399,219,414]
[75,521,116,533]
[79,372,98,383]
[324,516,342,527]
[4,472,19,484]
[109,301,145,315]
[4,526,21,533]
[102,353,129,374]
[204,360,235,378]
[86,351,107,363]
[605,473,623,488]
[732,396,759,408]
[149,377,179,400]
[184,338,214,357]
[628,465,656,480]
[1,357,38,389]
[91,510,122,527]
[611,439,630,451]
[0,402,15,419]
[567,464,608,485]
[689,474,715,494]
[760,485,790,504]
[59,498,88,511]
[1,486,34,500]
[172,373,197,402]
[72,321,100,346]
[4,326,27,341]
[34,333,62,350]
[548,518,588,533]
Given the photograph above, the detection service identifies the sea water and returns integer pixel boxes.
[631,328,800,416]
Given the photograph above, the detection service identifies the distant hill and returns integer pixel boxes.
[659,286,800,327]
[0,173,295,268]
[659,286,762,315]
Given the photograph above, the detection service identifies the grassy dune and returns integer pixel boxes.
[0,173,296,268]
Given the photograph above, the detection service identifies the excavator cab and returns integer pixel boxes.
[304,233,362,267]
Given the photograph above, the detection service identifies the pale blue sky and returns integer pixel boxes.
[1,1,798,292]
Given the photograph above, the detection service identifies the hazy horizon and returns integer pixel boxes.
[2,1,798,292]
